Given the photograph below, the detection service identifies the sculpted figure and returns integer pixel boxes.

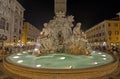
[72,22,82,45]
[67,15,74,27]
[67,15,74,22]
[73,22,81,37]
[39,23,52,51]
[41,23,49,36]
[62,23,72,40]
[42,23,54,38]
[61,16,74,41]
[36,15,91,56]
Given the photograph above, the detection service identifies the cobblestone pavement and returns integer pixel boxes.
[0,61,14,79]
[0,61,30,79]
[0,54,120,79]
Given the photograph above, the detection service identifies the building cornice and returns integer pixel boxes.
[16,0,25,11]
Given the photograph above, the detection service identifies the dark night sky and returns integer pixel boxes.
[18,0,120,30]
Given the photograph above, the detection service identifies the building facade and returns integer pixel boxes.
[21,22,40,45]
[86,20,120,47]
[0,0,25,46]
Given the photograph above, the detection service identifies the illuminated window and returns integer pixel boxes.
[110,42,114,46]
[108,31,112,36]
[115,31,119,35]
[116,42,119,45]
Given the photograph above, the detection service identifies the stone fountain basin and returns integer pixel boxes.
[3,50,118,79]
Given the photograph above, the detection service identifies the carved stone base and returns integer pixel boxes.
[69,44,91,55]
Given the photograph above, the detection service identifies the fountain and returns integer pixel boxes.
[35,14,90,56]
[3,0,118,79]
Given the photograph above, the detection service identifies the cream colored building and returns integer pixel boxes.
[0,0,25,46]
[86,19,120,47]
[21,22,40,45]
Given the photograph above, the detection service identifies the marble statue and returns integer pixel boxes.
[26,0,91,57]
[32,14,91,56]
[73,23,81,35]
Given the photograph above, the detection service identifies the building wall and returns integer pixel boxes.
[86,20,120,46]
[22,22,40,45]
[106,20,120,45]
[0,0,25,46]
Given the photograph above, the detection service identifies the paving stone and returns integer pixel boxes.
[109,77,114,79]
[0,60,3,62]
[117,73,120,76]
[3,76,14,79]
[0,70,4,76]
